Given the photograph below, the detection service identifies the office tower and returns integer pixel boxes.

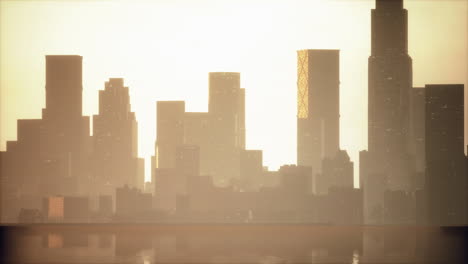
[43,55,83,120]
[297,49,340,177]
[208,72,245,183]
[183,112,214,176]
[362,0,414,224]
[366,0,413,189]
[92,78,142,195]
[41,55,91,194]
[156,101,185,169]
[176,145,200,177]
[239,150,263,191]
[209,72,244,149]
[316,150,354,195]
[409,88,425,173]
[409,87,426,190]
[425,84,466,225]
[1,55,91,222]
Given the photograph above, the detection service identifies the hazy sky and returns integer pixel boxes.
[1,0,467,184]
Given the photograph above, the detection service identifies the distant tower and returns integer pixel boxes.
[209,72,245,149]
[1,55,91,221]
[297,49,340,177]
[92,78,142,195]
[41,55,90,195]
[156,101,185,169]
[208,72,245,183]
[43,55,83,120]
[425,84,466,225]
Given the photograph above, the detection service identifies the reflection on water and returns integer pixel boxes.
[2,225,467,263]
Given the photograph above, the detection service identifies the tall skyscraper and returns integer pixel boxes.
[297,49,340,179]
[366,0,413,189]
[156,101,185,169]
[361,0,415,224]
[183,112,214,176]
[43,55,83,120]
[40,55,91,195]
[209,72,245,149]
[425,84,466,225]
[208,72,245,183]
[1,55,91,221]
[92,78,143,195]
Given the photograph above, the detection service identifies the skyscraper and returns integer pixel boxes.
[92,78,143,195]
[43,55,83,120]
[1,55,91,221]
[40,55,91,195]
[297,49,340,179]
[208,72,245,183]
[156,101,185,169]
[425,84,466,225]
[366,0,413,189]
[361,0,414,224]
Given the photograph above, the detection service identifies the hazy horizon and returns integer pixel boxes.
[1,0,467,184]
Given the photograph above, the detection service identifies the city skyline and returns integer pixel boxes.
[1,0,467,185]
[1,1,468,262]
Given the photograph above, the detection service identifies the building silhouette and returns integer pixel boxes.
[1,55,92,222]
[409,87,425,174]
[154,73,247,191]
[362,0,414,224]
[92,78,144,198]
[297,49,340,183]
[409,87,425,190]
[425,84,466,225]
[316,150,354,195]
[209,72,246,184]
[239,150,263,191]
[156,101,186,169]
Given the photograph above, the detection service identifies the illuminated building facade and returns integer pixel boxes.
[297,49,340,182]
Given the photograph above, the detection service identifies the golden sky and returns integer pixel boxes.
[1,0,467,184]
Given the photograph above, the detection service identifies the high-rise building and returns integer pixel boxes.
[361,0,414,224]
[43,55,83,120]
[297,50,340,177]
[1,55,92,222]
[409,88,425,173]
[425,84,466,225]
[92,78,142,195]
[208,72,245,183]
[183,112,214,176]
[366,0,413,189]
[176,145,200,177]
[41,55,91,195]
[156,101,185,169]
[239,150,263,191]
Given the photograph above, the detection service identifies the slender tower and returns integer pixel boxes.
[366,0,413,189]
[297,49,340,186]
